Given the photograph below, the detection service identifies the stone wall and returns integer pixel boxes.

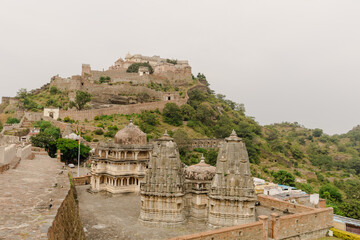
[0,144,17,164]
[270,208,333,240]
[60,98,187,121]
[168,220,266,240]
[257,194,315,213]
[73,175,91,186]
[47,186,86,240]
[16,144,33,160]
[24,112,43,121]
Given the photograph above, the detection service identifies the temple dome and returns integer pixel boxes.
[114,120,147,145]
[186,155,216,181]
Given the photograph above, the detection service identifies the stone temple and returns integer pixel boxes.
[139,129,256,227]
[90,120,152,193]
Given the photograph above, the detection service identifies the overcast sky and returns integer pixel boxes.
[1,0,359,135]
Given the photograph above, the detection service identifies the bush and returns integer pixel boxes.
[83,135,92,142]
[331,228,360,240]
[272,170,295,186]
[6,117,20,124]
[64,116,71,122]
[99,76,111,83]
[49,86,59,95]
[319,184,342,203]
[96,123,105,129]
[94,115,100,121]
[163,103,183,126]
[94,129,104,135]
[104,131,116,138]
[126,63,154,74]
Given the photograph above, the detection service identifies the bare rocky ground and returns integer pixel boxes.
[0,155,68,240]
[77,186,209,240]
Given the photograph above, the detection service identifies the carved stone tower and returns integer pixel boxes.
[139,132,186,226]
[208,130,256,227]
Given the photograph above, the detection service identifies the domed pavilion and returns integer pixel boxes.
[90,120,152,193]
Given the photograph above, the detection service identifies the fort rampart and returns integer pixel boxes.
[0,144,16,164]
[47,185,86,240]
[170,195,333,240]
[257,194,315,213]
[59,98,187,121]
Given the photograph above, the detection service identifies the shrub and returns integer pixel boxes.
[313,128,323,137]
[104,131,116,138]
[319,184,342,203]
[96,123,105,129]
[94,115,100,121]
[64,116,71,122]
[94,129,104,135]
[93,138,99,142]
[6,117,20,124]
[49,86,59,95]
[272,170,295,186]
[83,135,92,142]
[99,76,111,84]
[331,228,360,240]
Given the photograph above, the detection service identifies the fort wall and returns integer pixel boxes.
[168,220,265,240]
[257,194,315,213]
[60,98,187,121]
[271,208,333,240]
[16,144,33,160]
[0,144,17,164]
[47,186,86,240]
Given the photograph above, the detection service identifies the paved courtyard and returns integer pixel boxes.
[0,155,68,240]
[77,186,210,240]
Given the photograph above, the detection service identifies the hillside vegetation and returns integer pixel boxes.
[1,75,360,220]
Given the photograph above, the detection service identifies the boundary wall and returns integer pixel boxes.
[16,144,33,160]
[0,144,16,164]
[59,98,187,121]
[171,195,333,240]
[169,218,268,240]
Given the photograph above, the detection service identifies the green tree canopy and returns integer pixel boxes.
[319,184,343,203]
[70,91,91,110]
[163,103,183,126]
[272,170,295,186]
[56,138,90,164]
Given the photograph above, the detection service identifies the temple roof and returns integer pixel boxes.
[114,120,147,145]
[186,155,216,181]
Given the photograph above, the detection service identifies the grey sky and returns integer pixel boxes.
[1,0,359,134]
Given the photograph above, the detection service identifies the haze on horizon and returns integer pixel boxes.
[1,0,359,135]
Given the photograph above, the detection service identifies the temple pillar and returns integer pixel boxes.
[134,151,139,160]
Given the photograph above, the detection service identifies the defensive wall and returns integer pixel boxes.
[171,194,333,240]
[47,184,86,240]
[0,144,16,164]
[169,219,267,240]
[16,144,33,160]
[59,98,187,121]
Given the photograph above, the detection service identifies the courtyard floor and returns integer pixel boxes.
[77,185,210,240]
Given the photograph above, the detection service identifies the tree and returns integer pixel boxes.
[272,170,295,186]
[49,86,59,95]
[163,103,183,126]
[30,133,57,157]
[56,138,90,164]
[180,104,195,121]
[205,148,218,166]
[339,200,360,220]
[319,184,342,203]
[313,128,323,137]
[173,129,191,154]
[70,91,91,110]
